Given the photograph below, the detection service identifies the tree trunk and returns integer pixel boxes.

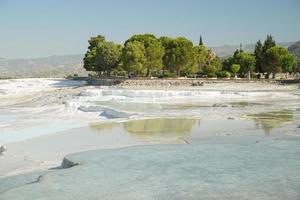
[146,67,150,77]
[176,66,180,77]
[97,71,101,77]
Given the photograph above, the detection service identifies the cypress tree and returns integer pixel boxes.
[262,35,276,53]
[254,40,263,72]
[199,35,203,46]
[261,35,276,73]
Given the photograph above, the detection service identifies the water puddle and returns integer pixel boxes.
[123,118,200,137]
[247,110,294,135]
[90,118,200,138]
[230,101,269,108]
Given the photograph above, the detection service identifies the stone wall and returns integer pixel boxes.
[85,78,284,87]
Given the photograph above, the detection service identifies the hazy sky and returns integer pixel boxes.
[0,0,300,58]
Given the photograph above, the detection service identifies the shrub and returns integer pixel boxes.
[158,72,177,78]
[207,72,217,78]
[230,64,240,74]
[204,65,217,74]
[224,71,231,78]
[216,71,231,78]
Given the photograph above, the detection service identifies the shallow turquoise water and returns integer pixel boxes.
[1,135,299,200]
[0,122,86,143]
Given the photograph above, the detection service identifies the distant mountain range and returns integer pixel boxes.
[288,41,300,59]
[0,54,87,78]
[0,41,298,78]
[211,42,294,57]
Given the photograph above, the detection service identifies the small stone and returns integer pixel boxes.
[0,145,6,155]
[227,117,235,120]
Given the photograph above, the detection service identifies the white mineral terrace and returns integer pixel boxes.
[0,78,299,199]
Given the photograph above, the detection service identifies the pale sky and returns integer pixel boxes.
[0,0,299,58]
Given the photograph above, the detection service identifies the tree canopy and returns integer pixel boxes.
[160,37,196,76]
[83,35,121,75]
[121,41,146,75]
[83,33,296,78]
[264,46,295,73]
[125,34,164,76]
[253,35,295,74]
[231,64,240,75]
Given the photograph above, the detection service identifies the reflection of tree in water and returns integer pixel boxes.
[89,122,119,131]
[230,102,268,108]
[248,110,293,136]
[123,118,200,137]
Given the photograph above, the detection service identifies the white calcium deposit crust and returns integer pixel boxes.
[0,78,299,177]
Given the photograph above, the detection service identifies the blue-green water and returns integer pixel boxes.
[1,135,299,200]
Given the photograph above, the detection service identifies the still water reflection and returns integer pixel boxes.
[90,110,297,138]
[123,118,199,136]
[248,110,294,135]
[90,118,200,137]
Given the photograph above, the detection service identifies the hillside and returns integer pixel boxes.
[0,54,87,78]
[288,41,300,59]
[211,42,294,57]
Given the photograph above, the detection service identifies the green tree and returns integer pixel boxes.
[231,64,240,76]
[223,50,255,78]
[264,46,281,73]
[126,34,164,76]
[293,59,300,73]
[261,35,276,73]
[203,56,222,77]
[262,35,276,53]
[182,47,198,75]
[206,49,215,66]
[121,41,146,75]
[280,53,295,73]
[160,37,195,76]
[87,35,105,51]
[264,46,290,74]
[204,65,217,75]
[238,52,256,78]
[210,56,223,72]
[83,48,97,72]
[83,35,122,76]
[95,41,122,76]
[83,35,106,73]
[199,35,203,46]
[254,35,276,73]
[223,56,235,72]
[159,36,173,73]
[195,45,207,72]
[254,40,263,72]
